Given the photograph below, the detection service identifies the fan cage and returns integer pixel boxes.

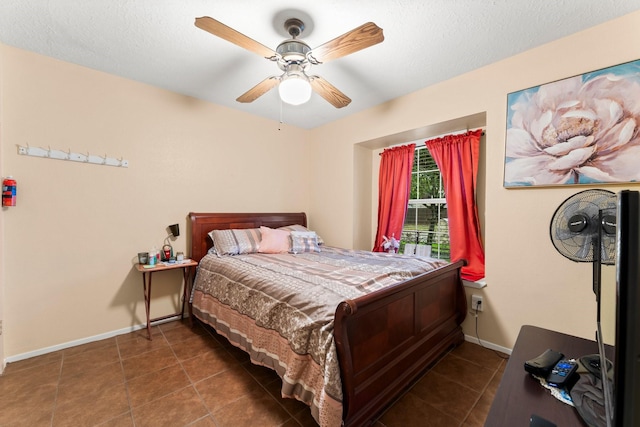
[549,189,617,264]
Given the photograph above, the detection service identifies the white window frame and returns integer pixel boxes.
[402,146,450,260]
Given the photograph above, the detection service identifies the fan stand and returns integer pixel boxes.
[577,210,614,427]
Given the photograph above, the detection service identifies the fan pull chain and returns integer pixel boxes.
[278,97,283,131]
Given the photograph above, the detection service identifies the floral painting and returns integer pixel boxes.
[504,59,640,188]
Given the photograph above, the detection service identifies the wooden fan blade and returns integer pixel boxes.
[309,76,351,108]
[308,22,384,64]
[236,77,279,103]
[195,16,277,59]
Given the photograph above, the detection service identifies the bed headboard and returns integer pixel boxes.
[188,212,307,263]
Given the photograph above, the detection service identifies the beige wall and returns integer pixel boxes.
[0,46,310,357]
[308,10,640,350]
[0,41,5,368]
[1,10,639,361]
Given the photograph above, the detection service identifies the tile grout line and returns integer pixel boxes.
[115,331,138,427]
[184,321,229,426]
[383,345,504,427]
[459,357,507,426]
[197,318,305,426]
[123,322,209,426]
[48,351,65,427]
[377,348,455,426]
[166,320,250,426]
[471,351,505,419]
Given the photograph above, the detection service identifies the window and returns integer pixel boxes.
[401,146,450,260]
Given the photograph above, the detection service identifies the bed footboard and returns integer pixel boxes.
[334,259,467,426]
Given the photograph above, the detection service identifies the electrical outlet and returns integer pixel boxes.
[471,295,484,312]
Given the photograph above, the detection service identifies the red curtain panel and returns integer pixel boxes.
[373,144,415,252]
[426,130,485,281]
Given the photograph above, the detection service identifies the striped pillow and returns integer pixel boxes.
[208,228,261,256]
[290,231,321,254]
[278,224,324,245]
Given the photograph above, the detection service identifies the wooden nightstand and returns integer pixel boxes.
[135,260,198,340]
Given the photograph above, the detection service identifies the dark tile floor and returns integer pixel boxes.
[0,319,507,426]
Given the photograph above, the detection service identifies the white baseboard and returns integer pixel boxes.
[464,334,512,355]
[3,315,182,365]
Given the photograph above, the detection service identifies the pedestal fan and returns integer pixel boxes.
[549,189,617,426]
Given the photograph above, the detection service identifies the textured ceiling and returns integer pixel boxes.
[1,1,639,129]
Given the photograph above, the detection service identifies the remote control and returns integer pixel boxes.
[530,414,557,427]
[546,359,578,387]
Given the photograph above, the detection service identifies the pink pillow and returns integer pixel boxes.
[258,226,290,253]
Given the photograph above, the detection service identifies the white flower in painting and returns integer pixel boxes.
[505,73,640,186]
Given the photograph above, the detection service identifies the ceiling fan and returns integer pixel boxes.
[194,15,384,108]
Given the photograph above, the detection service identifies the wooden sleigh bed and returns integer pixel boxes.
[188,212,467,427]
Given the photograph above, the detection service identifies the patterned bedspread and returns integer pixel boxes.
[190,246,448,427]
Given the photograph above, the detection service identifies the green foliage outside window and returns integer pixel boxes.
[402,147,450,260]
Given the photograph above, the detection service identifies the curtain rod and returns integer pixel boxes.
[382,127,485,153]
[416,128,485,146]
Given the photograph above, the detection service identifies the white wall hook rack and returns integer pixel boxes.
[17,144,129,167]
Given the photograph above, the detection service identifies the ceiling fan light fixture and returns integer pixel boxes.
[278,70,312,106]
[195,16,383,109]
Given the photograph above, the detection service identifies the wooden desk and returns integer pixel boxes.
[486,325,609,426]
[135,260,198,340]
